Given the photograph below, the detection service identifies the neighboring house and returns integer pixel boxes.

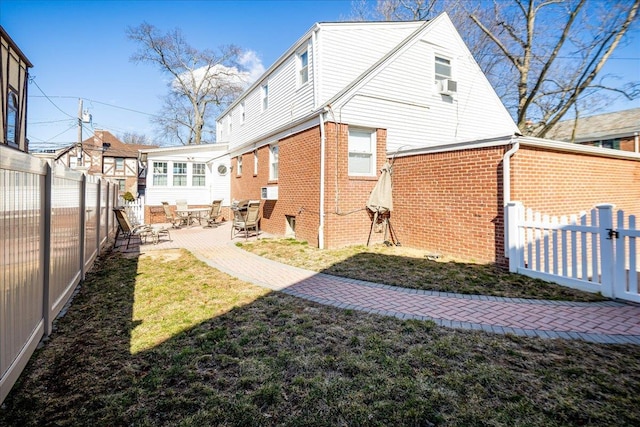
[36,130,157,196]
[1,26,32,153]
[141,143,231,222]
[546,108,640,152]
[216,14,518,250]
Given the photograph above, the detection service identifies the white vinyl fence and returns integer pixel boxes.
[118,195,145,226]
[1,146,119,405]
[506,202,639,303]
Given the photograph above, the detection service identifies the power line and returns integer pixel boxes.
[29,94,159,117]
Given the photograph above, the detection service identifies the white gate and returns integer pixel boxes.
[119,195,145,226]
[506,202,639,303]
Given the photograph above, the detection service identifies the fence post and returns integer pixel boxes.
[43,163,53,336]
[96,178,102,256]
[597,204,615,298]
[79,173,86,281]
[506,201,523,273]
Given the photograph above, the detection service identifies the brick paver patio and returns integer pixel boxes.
[117,222,640,344]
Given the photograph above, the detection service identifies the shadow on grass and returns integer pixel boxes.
[1,249,637,426]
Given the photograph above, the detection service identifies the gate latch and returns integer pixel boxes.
[607,228,619,240]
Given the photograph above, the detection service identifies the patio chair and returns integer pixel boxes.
[162,201,183,228]
[231,199,261,240]
[175,199,191,226]
[114,207,149,249]
[205,199,223,228]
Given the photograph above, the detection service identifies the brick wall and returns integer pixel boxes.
[231,126,322,246]
[511,145,640,216]
[322,123,388,248]
[391,146,506,264]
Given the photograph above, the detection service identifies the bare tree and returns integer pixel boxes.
[127,23,247,145]
[468,0,639,137]
[120,131,151,145]
[349,0,640,138]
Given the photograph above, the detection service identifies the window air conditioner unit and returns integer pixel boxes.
[439,79,457,95]
[261,186,278,200]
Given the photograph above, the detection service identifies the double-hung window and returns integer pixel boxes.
[253,150,258,176]
[270,145,279,181]
[115,158,124,172]
[435,56,451,83]
[298,48,309,86]
[348,128,376,176]
[173,162,187,186]
[262,84,269,111]
[192,163,206,186]
[153,162,167,186]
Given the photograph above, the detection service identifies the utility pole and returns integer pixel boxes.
[77,98,83,166]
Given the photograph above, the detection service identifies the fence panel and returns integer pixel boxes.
[0,145,118,405]
[119,196,145,226]
[507,202,640,302]
[0,148,47,405]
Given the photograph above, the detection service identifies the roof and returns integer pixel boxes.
[0,25,33,67]
[83,130,158,157]
[546,108,640,143]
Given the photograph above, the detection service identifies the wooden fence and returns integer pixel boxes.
[506,202,639,303]
[1,146,119,404]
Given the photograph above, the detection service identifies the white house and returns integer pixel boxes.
[214,13,518,249]
[141,143,231,209]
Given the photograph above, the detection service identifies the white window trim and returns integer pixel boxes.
[261,83,269,112]
[253,150,258,176]
[297,47,309,87]
[152,161,168,187]
[269,144,279,181]
[434,54,452,82]
[192,163,206,187]
[348,128,377,177]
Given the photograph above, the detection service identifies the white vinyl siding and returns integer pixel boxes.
[261,84,269,111]
[348,128,376,176]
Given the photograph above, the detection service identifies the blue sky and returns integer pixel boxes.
[1,0,639,151]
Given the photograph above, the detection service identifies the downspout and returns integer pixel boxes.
[634,131,639,153]
[318,111,326,249]
[503,136,520,207]
[503,136,520,258]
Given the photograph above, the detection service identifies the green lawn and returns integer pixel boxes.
[1,248,637,426]
[238,238,607,301]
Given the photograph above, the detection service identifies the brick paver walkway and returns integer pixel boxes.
[120,222,640,344]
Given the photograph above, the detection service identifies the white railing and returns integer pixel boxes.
[506,202,639,303]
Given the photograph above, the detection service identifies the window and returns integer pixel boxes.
[6,91,18,146]
[237,155,243,176]
[269,145,279,180]
[116,179,126,192]
[599,139,621,150]
[253,150,258,175]
[115,158,124,172]
[173,162,187,186]
[435,56,452,82]
[153,162,167,186]
[240,101,246,124]
[193,163,206,186]
[298,48,309,85]
[348,128,376,176]
[262,84,269,111]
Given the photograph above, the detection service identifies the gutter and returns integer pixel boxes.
[503,136,520,259]
[318,111,326,249]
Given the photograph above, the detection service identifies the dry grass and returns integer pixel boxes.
[1,248,638,426]
[237,238,607,302]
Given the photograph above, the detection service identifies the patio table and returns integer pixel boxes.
[176,207,210,226]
